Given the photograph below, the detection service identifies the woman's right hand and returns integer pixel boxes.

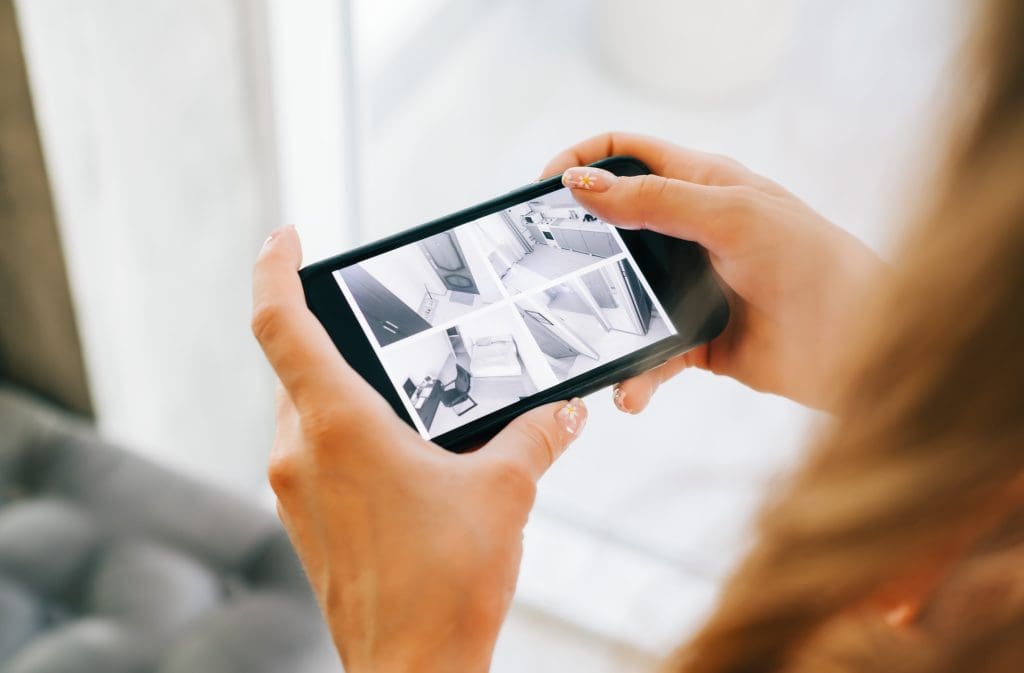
[542,132,886,411]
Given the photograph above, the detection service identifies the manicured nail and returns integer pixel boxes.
[556,397,587,436]
[562,167,616,192]
[612,384,629,413]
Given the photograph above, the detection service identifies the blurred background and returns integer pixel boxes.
[4,0,965,670]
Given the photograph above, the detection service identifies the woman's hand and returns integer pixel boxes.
[251,226,587,673]
[542,132,887,411]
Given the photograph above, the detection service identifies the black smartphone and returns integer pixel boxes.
[300,156,729,452]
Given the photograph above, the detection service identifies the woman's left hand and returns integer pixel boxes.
[251,225,587,673]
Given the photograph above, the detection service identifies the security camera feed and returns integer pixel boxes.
[333,187,677,439]
[379,306,546,437]
[337,229,503,346]
[515,260,672,381]
[473,190,623,295]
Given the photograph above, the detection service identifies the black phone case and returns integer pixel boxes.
[300,156,730,452]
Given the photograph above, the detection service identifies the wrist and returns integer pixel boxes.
[337,630,495,673]
[347,650,493,673]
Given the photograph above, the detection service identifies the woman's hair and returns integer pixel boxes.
[671,1,1024,671]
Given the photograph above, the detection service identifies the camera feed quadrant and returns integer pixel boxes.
[336,228,503,347]
[379,305,554,438]
[473,189,623,296]
[515,259,673,382]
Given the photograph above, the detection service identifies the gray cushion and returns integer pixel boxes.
[3,618,147,673]
[85,540,223,637]
[0,386,335,672]
[0,498,98,597]
[0,578,44,662]
[156,594,337,673]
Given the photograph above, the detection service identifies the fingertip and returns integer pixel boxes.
[539,151,581,181]
[482,399,585,481]
[616,377,654,414]
[555,397,588,440]
[612,383,630,413]
[555,172,643,232]
[258,225,301,265]
[562,166,617,193]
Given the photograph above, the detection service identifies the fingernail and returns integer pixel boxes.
[262,227,285,249]
[262,225,296,251]
[562,167,616,193]
[612,384,630,413]
[556,397,587,437]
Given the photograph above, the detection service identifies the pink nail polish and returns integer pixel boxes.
[612,385,629,413]
[561,167,616,193]
[556,397,587,436]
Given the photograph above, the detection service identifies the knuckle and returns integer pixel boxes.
[251,300,285,344]
[607,129,641,152]
[706,153,749,183]
[721,185,763,225]
[487,456,537,499]
[603,130,623,153]
[712,152,746,172]
[274,501,294,531]
[518,416,561,467]
[635,174,670,227]
[298,402,380,460]
[636,173,669,202]
[298,403,346,445]
[267,452,299,496]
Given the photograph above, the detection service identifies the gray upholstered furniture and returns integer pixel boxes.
[0,385,336,673]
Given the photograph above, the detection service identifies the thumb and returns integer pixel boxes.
[480,398,587,482]
[561,166,743,253]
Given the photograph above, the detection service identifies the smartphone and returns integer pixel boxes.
[300,156,729,452]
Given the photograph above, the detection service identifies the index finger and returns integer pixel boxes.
[251,226,379,414]
[540,131,775,190]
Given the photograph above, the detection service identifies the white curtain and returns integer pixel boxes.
[17,0,283,494]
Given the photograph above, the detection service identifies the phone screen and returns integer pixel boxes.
[331,186,678,440]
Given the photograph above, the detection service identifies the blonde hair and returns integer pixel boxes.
[671,1,1024,671]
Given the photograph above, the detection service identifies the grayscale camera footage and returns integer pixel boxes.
[335,188,675,438]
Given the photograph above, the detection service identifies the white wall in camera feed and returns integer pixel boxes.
[503,313,561,391]
[386,331,451,384]
[518,295,600,360]
[460,223,513,301]
[361,245,442,310]
[451,228,505,303]
[565,276,613,331]
[473,215,522,273]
